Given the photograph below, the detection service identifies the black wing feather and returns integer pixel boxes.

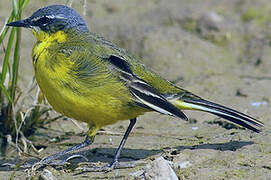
[105,55,188,120]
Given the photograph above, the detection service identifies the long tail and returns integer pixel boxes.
[171,96,264,133]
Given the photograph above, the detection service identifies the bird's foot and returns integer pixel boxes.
[31,153,89,172]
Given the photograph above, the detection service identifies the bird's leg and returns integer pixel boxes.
[108,118,137,169]
[43,135,93,164]
[32,135,94,171]
[79,118,137,172]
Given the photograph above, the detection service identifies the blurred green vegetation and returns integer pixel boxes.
[0,0,55,155]
[242,7,271,24]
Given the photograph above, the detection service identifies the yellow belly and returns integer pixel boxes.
[34,51,145,130]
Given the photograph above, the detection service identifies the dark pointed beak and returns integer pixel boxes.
[6,19,30,28]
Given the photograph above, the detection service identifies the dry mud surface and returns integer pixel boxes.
[0,0,271,179]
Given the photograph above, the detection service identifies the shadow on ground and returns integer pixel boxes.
[0,140,253,171]
[175,141,254,152]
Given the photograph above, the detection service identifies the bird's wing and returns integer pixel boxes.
[103,55,188,120]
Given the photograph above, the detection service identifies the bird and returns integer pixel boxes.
[7,5,263,171]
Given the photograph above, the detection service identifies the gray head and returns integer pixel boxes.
[7,5,89,33]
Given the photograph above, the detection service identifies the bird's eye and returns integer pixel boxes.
[34,16,51,26]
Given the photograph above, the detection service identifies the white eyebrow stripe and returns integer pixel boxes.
[31,15,67,22]
[31,16,42,22]
[45,15,55,19]
[45,15,67,19]
[55,15,67,19]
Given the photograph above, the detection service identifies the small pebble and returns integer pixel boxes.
[192,126,198,130]
[179,161,192,169]
[144,157,178,180]
[40,169,56,180]
[250,101,268,107]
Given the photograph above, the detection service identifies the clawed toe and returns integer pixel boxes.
[31,153,89,172]
[60,154,89,164]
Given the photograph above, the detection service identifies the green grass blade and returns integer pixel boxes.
[20,0,29,9]
[10,25,21,101]
[10,0,23,101]
[1,28,16,85]
[0,83,12,103]
[0,11,15,45]
[0,0,29,45]
[12,0,18,16]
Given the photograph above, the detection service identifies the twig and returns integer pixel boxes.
[83,0,87,16]
[6,134,18,150]
[70,118,85,131]
[21,135,28,153]
[19,131,41,154]
[11,102,22,153]
[239,75,271,80]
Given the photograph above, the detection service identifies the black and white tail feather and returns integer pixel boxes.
[180,97,263,133]
[104,55,263,133]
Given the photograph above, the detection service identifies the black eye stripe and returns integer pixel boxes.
[32,16,55,26]
[36,17,50,25]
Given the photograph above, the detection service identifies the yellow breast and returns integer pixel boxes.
[32,30,146,130]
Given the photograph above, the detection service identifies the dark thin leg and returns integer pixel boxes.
[109,118,137,167]
[67,118,138,172]
[42,135,93,164]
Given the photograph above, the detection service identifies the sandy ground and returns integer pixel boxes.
[0,0,271,179]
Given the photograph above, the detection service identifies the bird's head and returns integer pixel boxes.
[7,5,89,35]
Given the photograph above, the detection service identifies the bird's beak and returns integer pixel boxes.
[6,19,31,28]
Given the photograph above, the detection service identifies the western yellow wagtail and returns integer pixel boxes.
[7,5,263,171]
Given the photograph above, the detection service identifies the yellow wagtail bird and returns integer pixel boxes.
[7,5,263,171]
